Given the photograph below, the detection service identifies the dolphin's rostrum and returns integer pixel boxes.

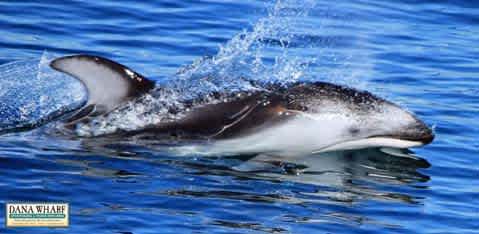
[50,54,434,156]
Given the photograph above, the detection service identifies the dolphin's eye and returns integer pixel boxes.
[349,127,360,136]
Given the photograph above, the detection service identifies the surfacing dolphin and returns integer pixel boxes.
[49,54,434,157]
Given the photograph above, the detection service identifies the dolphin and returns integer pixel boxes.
[50,54,434,156]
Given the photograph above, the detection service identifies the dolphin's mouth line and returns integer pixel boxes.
[369,132,435,145]
[312,136,428,154]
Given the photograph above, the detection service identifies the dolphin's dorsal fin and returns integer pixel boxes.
[50,55,155,122]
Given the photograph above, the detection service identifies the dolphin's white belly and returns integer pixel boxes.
[214,116,339,156]
[173,114,427,157]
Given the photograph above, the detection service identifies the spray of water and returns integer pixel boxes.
[174,0,318,95]
[0,52,84,133]
[73,0,321,136]
[0,0,373,136]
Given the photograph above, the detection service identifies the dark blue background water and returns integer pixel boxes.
[0,0,478,233]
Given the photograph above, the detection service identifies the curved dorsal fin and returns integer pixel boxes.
[50,55,155,122]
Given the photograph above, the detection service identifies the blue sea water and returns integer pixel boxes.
[0,0,478,233]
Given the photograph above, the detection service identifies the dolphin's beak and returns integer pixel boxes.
[313,117,434,154]
[404,123,435,145]
[378,119,435,146]
[421,133,435,145]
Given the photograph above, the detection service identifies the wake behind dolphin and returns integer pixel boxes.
[47,54,434,157]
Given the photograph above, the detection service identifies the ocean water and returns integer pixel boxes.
[0,0,478,233]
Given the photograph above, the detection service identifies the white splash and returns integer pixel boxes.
[0,51,84,132]
[74,0,323,136]
[4,0,375,136]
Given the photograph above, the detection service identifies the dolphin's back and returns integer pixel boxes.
[125,91,296,140]
[50,55,298,139]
